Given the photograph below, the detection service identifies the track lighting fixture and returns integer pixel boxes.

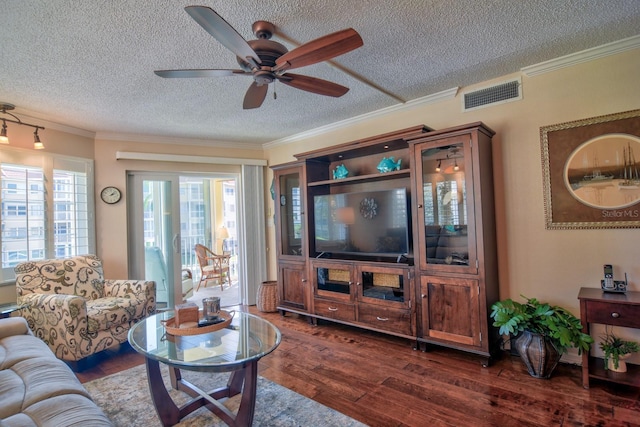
[0,102,46,150]
[435,159,442,172]
[454,159,459,171]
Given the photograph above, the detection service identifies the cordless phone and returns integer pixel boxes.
[603,264,614,290]
[600,264,627,293]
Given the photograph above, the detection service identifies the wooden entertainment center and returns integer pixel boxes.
[271,122,499,365]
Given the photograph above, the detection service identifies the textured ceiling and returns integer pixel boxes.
[1,0,639,145]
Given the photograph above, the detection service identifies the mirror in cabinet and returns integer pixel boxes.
[415,138,477,274]
[278,171,304,258]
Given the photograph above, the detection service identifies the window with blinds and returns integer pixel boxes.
[0,151,94,282]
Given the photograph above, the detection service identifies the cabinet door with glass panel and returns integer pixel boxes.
[274,165,306,260]
[356,263,410,309]
[311,260,354,302]
[413,135,478,274]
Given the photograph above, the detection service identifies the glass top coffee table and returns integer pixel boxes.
[128,310,281,427]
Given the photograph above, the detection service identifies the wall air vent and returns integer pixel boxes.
[463,78,522,111]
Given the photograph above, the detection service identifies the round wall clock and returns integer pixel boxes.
[100,186,122,204]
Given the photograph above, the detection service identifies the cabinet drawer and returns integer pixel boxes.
[357,303,412,335]
[584,301,640,329]
[314,298,356,322]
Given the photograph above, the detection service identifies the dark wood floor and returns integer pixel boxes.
[76,306,640,426]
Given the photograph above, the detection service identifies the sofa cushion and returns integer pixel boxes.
[0,317,112,426]
[0,357,91,419]
[4,394,112,427]
[15,256,106,300]
[86,297,140,333]
[0,335,53,371]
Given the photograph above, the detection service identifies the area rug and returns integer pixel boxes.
[84,364,365,426]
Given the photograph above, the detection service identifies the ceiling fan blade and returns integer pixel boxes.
[185,6,261,67]
[274,28,363,72]
[278,73,349,97]
[154,69,249,78]
[243,82,269,109]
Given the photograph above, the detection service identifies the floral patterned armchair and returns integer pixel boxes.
[14,254,155,368]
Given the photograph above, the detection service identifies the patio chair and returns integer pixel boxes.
[195,244,230,292]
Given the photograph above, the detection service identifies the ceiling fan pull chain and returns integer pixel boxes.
[273,80,277,100]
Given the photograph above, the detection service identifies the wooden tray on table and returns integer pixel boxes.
[161,310,235,336]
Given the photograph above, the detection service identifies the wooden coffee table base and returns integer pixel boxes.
[145,357,258,427]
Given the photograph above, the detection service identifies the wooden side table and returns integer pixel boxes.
[578,287,640,389]
[0,303,22,319]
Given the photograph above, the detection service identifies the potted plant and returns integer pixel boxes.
[490,295,594,378]
[599,332,639,372]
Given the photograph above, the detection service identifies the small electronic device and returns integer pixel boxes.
[600,264,628,293]
[603,264,614,290]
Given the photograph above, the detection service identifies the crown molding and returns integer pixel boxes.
[522,34,640,77]
[96,131,264,150]
[263,87,459,148]
[115,151,267,166]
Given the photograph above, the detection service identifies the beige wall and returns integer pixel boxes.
[264,48,640,361]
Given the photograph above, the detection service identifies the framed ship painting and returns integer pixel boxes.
[541,109,640,229]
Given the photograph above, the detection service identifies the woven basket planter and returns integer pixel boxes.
[257,281,278,312]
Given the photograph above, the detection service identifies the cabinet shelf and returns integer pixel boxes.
[308,169,410,187]
[587,356,640,387]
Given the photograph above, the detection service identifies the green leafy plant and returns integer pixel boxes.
[599,332,640,370]
[490,295,594,355]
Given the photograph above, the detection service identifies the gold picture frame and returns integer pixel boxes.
[541,109,640,229]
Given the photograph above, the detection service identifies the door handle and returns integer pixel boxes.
[173,233,180,253]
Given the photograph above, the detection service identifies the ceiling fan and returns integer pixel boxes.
[155,6,363,109]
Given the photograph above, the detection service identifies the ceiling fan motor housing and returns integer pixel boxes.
[237,39,289,72]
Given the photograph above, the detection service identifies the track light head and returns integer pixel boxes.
[0,121,8,144]
[33,129,44,150]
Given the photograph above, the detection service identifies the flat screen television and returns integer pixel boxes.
[313,188,410,260]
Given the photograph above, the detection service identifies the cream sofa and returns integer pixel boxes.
[15,255,155,369]
[0,316,112,426]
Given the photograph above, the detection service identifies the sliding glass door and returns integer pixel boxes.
[128,174,181,309]
[128,172,241,308]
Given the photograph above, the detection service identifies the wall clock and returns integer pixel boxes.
[100,186,122,204]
